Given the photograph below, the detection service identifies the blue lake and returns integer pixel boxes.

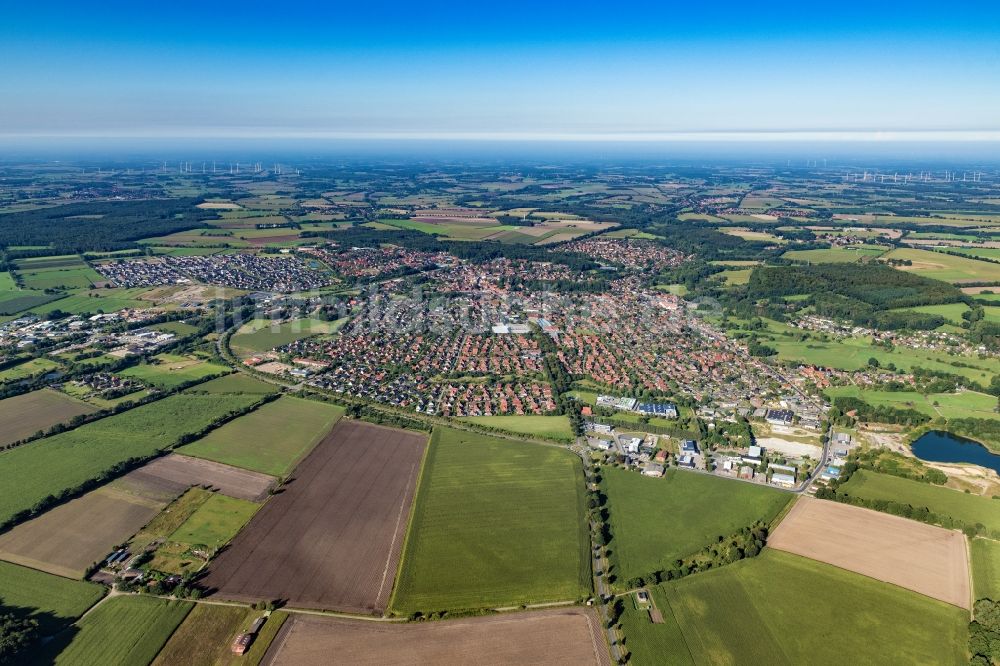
[910,430,1000,475]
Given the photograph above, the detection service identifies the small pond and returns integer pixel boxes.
[910,430,1000,475]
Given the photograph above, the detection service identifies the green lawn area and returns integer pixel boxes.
[601,467,792,587]
[839,470,1000,533]
[168,493,258,546]
[230,317,344,355]
[971,538,1000,600]
[150,320,200,336]
[623,549,967,665]
[186,373,278,394]
[825,385,1000,420]
[179,396,342,475]
[0,561,105,635]
[0,393,261,526]
[781,245,887,263]
[119,353,230,389]
[44,596,192,666]
[390,427,590,614]
[458,414,573,441]
[884,247,1000,283]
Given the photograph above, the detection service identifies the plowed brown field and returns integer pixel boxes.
[769,497,971,609]
[200,420,426,613]
[261,608,610,666]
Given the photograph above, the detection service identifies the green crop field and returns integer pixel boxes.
[971,538,1000,600]
[458,414,573,441]
[0,393,260,526]
[186,372,278,394]
[825,386,1000,420]
[840,470,1000,533]
[119,353,230,389]
[0,561,104,635]
[884,247,1000,283]
[179,396,343,475]
[623,549,967,665]
[781,245,887,263]
[390,427,590,613]
[602,467,792,586]
[45,596,192,666]
[168,493,257,547]
[230,317,343,355]
[19,266,104,290]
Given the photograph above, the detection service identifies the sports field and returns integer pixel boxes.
[624,550,967,665]
[840,470,1000,533]
[458,414,573,441]
[0,561,104,635]
[390,427,590,613]
[601,467,792,586]
[44,596,192,666]
[971,538,1000,600]
[884,247,1000,283]
[0,387,96,446]
[769,498,970,608]
[119,353,230,389]
[179,396,343,475]
[0,393,260,526]
[152,605,287,666]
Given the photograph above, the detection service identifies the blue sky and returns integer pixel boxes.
[2,1,1000,140]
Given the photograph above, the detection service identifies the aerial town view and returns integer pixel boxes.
[1,2,999,665]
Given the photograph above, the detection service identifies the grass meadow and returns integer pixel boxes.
[390,427,590,613]
[884,247,1000,283]
[840,470,1000,533]
[781,245,887,263]
[971,537,1000,600]
[0,393,260,525]
[601,467,792,587]
[119,353,230,389]
[825,385,1000,420]
[151,605,287,666]
[622,550,967,665]
[178,396,343,475]
[458,414,574,441]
